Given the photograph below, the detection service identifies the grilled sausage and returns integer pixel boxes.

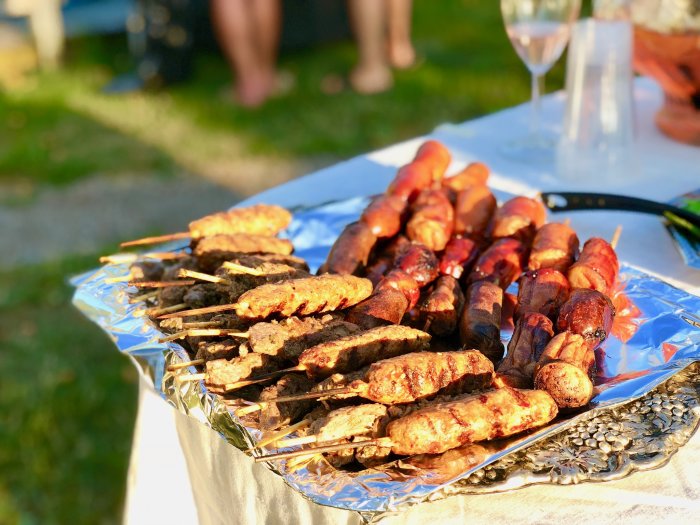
[438,237,480,280]
[406,189,454,251]
[453,185,497,240]
[491,196,547,244]
[516,268,571,321]
[361,194,408,238]
[567,237,619,296]
[386,387,558,455]
[394,242,440,286]
[345,288,410,329]
[528,222,580,273]
[418,275,465,337]
[319,222,377,275]
[459,281,505,363]
[387,161,433,202]
[496,313,554,389]
[442,162,490,193]
[375,269,421,309]
[535,331,595,409]
[556,288,615,351]
[469,238,528,289]
[413,140,451,183]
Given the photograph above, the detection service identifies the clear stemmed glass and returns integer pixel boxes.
[500,0,581,161]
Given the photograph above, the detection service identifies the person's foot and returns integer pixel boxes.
[388,41,416,70]
[349,63,393,94]
[235,71,275,108]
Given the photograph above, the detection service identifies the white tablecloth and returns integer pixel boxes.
[123,78,700,525]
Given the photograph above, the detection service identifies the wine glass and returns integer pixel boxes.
[500,0,581,161]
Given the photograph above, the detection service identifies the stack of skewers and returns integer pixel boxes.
[107,139,624,471]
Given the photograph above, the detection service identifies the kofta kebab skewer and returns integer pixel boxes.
[235,349,494,416]
[119,204,293,247]
[178,325,433,390]
[254,387,559,462]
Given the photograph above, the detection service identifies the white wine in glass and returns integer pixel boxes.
[501,0,581,161]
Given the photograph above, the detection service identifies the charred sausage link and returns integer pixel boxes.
[490,196,547,244]
[453,185,497,240]
[405,189,454,252]
[528,222,580,273]
[193,234,294,272]
[350,350,494,404]
[319,222,377,276]
[556,288,615,351]
[469,238,528,289]
[297,325,431,378]
[188,204,292,238]
[496,313,554,389]
[387,162,434,202]
[567,237,619,296]
[516,268,571,321]
[385,387,558,455]
[441,162,490,193]
[345,288,409,329]
[413,140,451,183]
[235,275,373,320]
[534,331,595,409]
[439,237,480,280]
[360,195,408,238]
[459,281,505,364]
[418,275,465,337]
[364,235,410,286]
[394,242,440,286]
[375,269,421,309]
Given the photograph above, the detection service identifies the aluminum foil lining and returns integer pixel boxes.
[72,197,700,516]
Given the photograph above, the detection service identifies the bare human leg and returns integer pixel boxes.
[386,0,415,69]
[347,0,393,94]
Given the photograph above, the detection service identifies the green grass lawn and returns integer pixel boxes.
[0,0,572,522]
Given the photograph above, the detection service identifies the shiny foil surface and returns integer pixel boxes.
[72,198,700,516]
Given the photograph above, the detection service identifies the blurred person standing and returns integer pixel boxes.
[211,0,282,107]
[347,0,415,94]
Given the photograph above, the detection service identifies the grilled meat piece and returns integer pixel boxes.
[345,288,410,329]
[205,353,281,393]
[247,315,361,360]
[439,237,480,280]
[459,281,505,364]
[453,185,497,240]
[258,374,316,431]
[528,222,579,273]
[567,237,619,296]
[418,275,465,337]
[234,275,374,320]
[298,325,431,378]
[469,238,528,289]
[193,234,294,272]
[490,196,547,244]
[406,188,454,252]
[195,338,240,361]
[516,268,571,321]
[557,288,615,351]
[361,194,408,238]
[394,243,440,287]
[319,221,377,276]
[189,204,291,239]
[386,387,558,455]
[496,313,554,389]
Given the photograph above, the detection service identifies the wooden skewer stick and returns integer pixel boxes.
[181,320,225,329]
[563,218,571,227]
[221,261,264,276]
[128,280,196,288]
[158,302,240,319]
[285,454,318,472]
[223,376,280,392]
[100,252,188,264]
[276,435,319,448]
[610,225,623,250]
[178,269,232,285]
[147,303,187,317]
[129,290,159,303]
[120,231,190,248]
[167,359,205,371]
[254,438,391,463]
[177,373,206,383]
[248,419,312,451]
[235,387,353,416]
[159,328,248,343]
